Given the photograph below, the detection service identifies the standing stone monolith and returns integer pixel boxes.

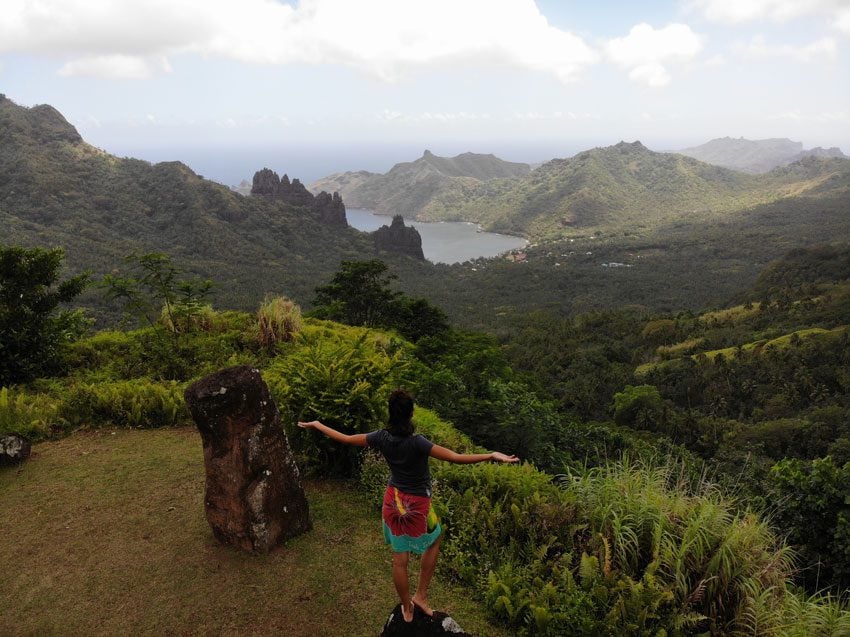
[184,365,311,552]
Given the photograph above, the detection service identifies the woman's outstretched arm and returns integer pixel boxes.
[430,445,518,464]
[297,420,368,447]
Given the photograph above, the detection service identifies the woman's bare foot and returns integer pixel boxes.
[411,595,433,616]
[401,601,414,622]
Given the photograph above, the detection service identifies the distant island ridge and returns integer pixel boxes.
[677,137,847,173]
[299,139,847,202]
[298,140,850,241]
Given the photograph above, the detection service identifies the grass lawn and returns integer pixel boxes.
[0,427,507,636]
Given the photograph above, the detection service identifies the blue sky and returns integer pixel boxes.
[1,0,848,183]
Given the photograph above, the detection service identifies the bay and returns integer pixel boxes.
[346,208,527,265]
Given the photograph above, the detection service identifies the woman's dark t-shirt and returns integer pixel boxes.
[366,429,434,497]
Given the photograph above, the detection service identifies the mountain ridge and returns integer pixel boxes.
[421,141,850,238]
[679,136,847,173]
[0,94,406,318]
[309,140,850,240]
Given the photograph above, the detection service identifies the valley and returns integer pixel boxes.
[3,94,850,633]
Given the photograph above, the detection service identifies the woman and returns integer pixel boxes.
[298,388,519,623]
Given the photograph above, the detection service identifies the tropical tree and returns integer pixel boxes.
[312,259,447,341]
[0,245,89,385]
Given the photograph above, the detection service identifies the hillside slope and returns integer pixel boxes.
[0,94,388,315]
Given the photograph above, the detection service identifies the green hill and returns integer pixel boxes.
[309,149,530,219]
[0,94,391,318]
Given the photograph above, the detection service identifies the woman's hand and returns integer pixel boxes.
[298,420,321,429]
[491,452,519,463]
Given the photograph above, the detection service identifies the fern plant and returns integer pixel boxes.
[0,386,60,439]
[268,329,408,477]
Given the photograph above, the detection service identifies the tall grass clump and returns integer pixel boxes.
[562,458,797,634]
[757,590,850,636]
[257,295,302,350]
[428,453,850,636]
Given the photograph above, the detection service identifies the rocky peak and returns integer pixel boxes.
[251,167,347,225]
[313,191,347,226]
[252,168,280,197]
[372,215,424,260]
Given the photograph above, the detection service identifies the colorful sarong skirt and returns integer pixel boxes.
[381,485,442,554]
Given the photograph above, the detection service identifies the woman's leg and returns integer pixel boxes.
[412,534,442,615]
[392,551,414,622]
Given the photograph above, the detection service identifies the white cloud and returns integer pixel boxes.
[691,0,819,22]
[0,0,598,82]
[377,110,487,123]
[768,109,850,122]
[630,63,671,88]
[739,35,838,61]
[59,55,172,79]
[606,23,703,88]
[837,7,850,34]
[692,0,850,34]
[377,109,596,124]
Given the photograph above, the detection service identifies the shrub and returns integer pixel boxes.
[65,330,135,375]
[563,460,794,635]
[65,313,258,382]
[159,302,215,334]
[358,449,390,510]
[768,456,850,592]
